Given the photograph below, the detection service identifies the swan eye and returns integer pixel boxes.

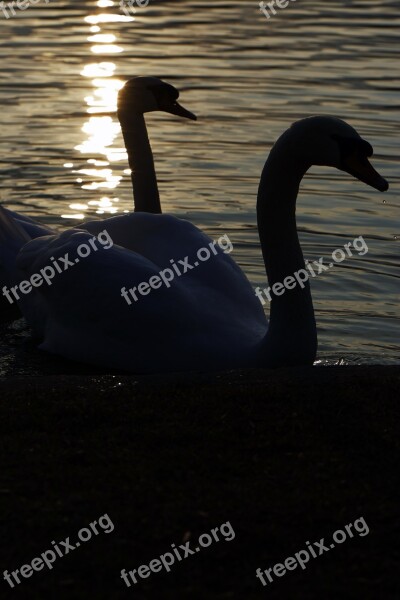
[332,134,373,160]
[148,83,179,105]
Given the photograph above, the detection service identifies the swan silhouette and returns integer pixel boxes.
[2,76,196,234]
[117,76,196,214]
[0,116,388,372]
[0,77,196,315]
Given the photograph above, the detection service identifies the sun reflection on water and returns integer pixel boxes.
[62,4,133,220]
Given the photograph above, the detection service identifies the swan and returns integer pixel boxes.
[2,76,196,233]
[0,116,388,372]
[82,77,197,245]
[117,76,197,214]
[0,77,196,314]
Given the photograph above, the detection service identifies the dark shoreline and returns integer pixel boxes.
[1,366,399,598]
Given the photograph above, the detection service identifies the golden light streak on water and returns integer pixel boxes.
[62,9,130,220]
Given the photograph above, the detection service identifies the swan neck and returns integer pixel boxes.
[118,112,161,214]
[257,151,306,283]
[257,142,317,363]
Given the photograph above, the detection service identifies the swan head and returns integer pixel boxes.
[285,116,388,192]
[118,76,197,121]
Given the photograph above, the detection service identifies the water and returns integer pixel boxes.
[0,0,399,370]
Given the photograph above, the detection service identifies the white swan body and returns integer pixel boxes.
[12,213,266,372]
[0,116,388,372]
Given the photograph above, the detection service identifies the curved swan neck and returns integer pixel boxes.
[119,112,161,214]
[257,137,317,364]
[257,148,306,283]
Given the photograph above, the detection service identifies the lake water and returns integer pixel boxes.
[0,0,399,369]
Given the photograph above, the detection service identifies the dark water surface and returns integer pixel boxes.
[0,0,399,373]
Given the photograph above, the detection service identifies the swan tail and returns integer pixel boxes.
[0,205,32,314]
[0,204,32,248]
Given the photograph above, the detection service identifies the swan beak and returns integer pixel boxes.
[166,101,197,121]
[343,153,389,192]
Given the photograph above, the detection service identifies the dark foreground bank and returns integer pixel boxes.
[0,366,399,599]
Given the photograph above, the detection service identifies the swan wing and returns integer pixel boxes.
[15,217,267,372]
